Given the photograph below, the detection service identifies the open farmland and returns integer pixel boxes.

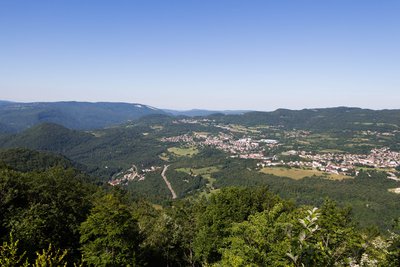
[260,167,351,180]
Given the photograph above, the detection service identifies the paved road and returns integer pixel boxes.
[161,165,177,199]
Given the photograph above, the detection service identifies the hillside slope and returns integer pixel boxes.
[209,107,400,131]
[0,101,167,132]
[0,123,93,152]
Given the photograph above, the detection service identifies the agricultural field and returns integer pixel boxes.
[176,165,220,189]
[150,125,164,130]
[260,167,351,180]
[167,146,199,157]
[159,153,170,161]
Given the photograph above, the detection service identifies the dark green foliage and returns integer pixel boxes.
[0,234,29,267]
[0,167,95,262]
[0,148,74,172]
[215,200,363,267]
[193,187,286,264]
[386,218,400,266]
[0,123,93,152]
[79,193,142,266]
[0,152,396,266]
[166,168,206,197]
[0,122,167,179]
[126,170,172,202]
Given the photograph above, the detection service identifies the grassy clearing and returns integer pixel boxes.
[355,166,394,172]
[388,188,400,194]
[254,125,270,129]
[168,146,199,157]
[351,138,371,142]
[354,122,374,125]
[194,131,210,136]
[319,149,345,153]
[345,143,375,148]
[176,166,220,189]
[150,125,164,130]
[260,167,351,180]
[297,140,311,145]
[90,131,105,138]
[152,204,163,210]
[176,166,220,175]
[159,153,170,161]
[377,123,399,128]
[227,124,260,134]
[228,124,249,133]
[306,133,338,141]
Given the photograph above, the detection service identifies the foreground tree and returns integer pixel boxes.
[79,194,141,266]
[0,167,94,261]
[385,217,400,266]
[0,234,28,267]
[0,234,68,267]
[193,186,286,264]
[215,200,364,266]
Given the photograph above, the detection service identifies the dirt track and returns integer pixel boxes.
[161,165,177,199]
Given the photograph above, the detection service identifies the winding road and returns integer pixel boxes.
[161,165,177,199]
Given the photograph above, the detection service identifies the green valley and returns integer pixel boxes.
[1,107,400,265]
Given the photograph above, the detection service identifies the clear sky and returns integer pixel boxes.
[0,0,399,111]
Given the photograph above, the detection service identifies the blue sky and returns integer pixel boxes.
[0,0,399,110]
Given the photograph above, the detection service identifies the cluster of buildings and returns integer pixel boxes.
[361,130,398,137]
[172,118,212,125]
[162,132,279,158]
[299,147,400,169]
[161,134,195,144]
[109,165,161,186]
[162,129,400,179]
[259,147,400,178]
[162,118,400,181]
[284,130,311,138]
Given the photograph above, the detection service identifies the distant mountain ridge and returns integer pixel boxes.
[1,100,400,133]
[0,101,167,133]
[208,107,400,131]
[163,109,252,117]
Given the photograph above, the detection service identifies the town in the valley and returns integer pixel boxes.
[110,118,400,188]
[162,119,400,180]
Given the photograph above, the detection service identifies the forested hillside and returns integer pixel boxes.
[0,149,399,266]
[209,107,400,131]
[0,101,166,133]
[1,109,400,232]
[2,102,400,134]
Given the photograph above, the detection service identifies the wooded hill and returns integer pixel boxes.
[1,102,400,134]
[209,107,400,131]
[0,148,399,266]
[0,101,167,133]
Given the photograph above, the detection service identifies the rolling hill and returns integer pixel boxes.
[163,109,251,117]
[0,101,167,132]
[208,107,400,131]
[0,123,93,152]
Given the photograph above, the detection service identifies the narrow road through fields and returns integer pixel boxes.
[161,165,177,199]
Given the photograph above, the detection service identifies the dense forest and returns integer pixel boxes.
[0,101,167,133]
[0,149,399,266]
[2,104,400,134]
